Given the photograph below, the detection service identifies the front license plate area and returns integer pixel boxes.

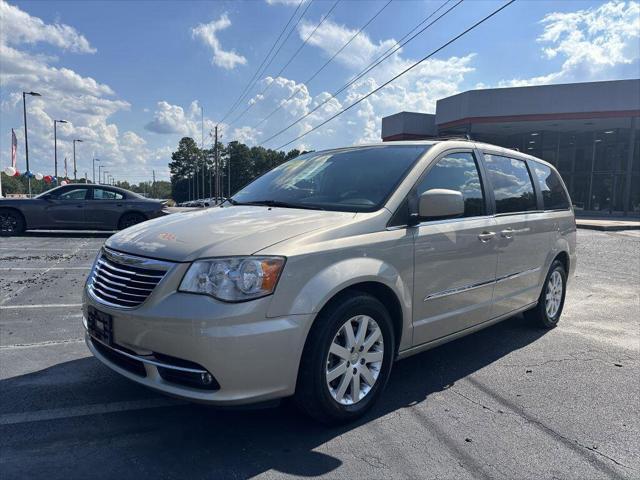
[88,306,113,346]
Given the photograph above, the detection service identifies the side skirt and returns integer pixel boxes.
[396,301,538,361]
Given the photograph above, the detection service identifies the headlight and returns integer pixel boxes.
[179,256,285,302]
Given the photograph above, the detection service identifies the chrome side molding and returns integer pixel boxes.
[424,266,541,302]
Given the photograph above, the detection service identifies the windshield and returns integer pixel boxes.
[231,145,429,212]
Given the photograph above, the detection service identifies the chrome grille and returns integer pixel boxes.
[88,248,172,308]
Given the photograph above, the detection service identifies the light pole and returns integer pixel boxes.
[53,119,68,179]
[92,158,100,184]
[22,91,41,196]
[98,165,104,185]
[102,170,109,185]
[72,139,83,181]
[587,137,602,210]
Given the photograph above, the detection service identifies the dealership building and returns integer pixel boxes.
[381,79,640,216]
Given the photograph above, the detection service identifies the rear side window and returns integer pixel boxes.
[483,154,537,214]
[532,163,570,210]
[416,152,486,217]
[58,188,88,200]
[93,189,124,200]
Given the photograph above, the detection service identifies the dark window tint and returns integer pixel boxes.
[416,152,486,217]
[58,188,88,200]
[93,189,124,200]
[532,163,570,210]
[484,154,537,214]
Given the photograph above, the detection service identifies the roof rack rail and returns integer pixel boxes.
[431,134,472,141]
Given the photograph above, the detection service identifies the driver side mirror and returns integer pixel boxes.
[418,189,464,220]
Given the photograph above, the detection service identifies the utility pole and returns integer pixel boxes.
[213,125,219,202]
[23,91,41,196]
[72,139,83,181]
[201,105,205,199]
[92,158,100,184]
[53,119,68,178]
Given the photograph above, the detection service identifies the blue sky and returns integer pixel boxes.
[1,0,639,182]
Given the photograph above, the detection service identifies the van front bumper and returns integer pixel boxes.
[82,290,314,405]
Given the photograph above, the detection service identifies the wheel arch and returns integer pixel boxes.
[316,281,404,355]
[269,256,413,353]
[554,250,569,273]
[117,210,148,228]
[0,206,27,229]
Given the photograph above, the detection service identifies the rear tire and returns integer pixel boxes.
[525,259,567,329]
[118,212,146,230]
[294,292,395,424]
[0,209,25,236]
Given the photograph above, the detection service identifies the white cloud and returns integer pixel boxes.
[192,13,247,70]
[145,100,217,142]
[145,101,190,135]
[499,0,640,87]
[0,1,169,181]
[298,19,397,71]
[0,0,95,53]
[233,20,475,150]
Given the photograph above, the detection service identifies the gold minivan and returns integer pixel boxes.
[83,140,576,423]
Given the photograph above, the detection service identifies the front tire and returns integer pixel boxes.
[294,292,395,424]
[0,209,25,236]
[525,260,567,329]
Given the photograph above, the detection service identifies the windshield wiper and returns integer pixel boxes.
[236,200,323,210]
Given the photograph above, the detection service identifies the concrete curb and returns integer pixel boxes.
[576,222,640,232]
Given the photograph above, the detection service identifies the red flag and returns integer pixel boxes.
[11,128,17,169]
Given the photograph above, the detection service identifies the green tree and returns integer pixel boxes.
[169,137,202,202]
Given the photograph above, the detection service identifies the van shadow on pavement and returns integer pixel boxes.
[1,315,550,479]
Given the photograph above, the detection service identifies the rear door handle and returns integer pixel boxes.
[501,228,514,238]
[501,227,529,238]
[478,231,495,242]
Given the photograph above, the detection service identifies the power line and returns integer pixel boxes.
[218,0,306,126]
[226,0,341,129]
[258,0,462,147]
[272,0,517,151]
[253,0,393,130]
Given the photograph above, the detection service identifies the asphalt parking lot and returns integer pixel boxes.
[0,229,638,479]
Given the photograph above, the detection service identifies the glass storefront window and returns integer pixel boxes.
[590,174,626,213]
[446,118,639,215]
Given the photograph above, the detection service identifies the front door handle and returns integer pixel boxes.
[478,231,495,242]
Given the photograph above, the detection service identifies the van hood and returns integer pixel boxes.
[105,206,354,262]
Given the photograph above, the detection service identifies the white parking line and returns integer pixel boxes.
[0,303,82,310]
[0,247,98,251]
[0,267,91,271]
[0,398,187,426]
[0,240,89,305]
[0,338,84,349]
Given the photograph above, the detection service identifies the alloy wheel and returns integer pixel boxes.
[545,270,563,318]
[325,315,384,405]
[0,213,17,233]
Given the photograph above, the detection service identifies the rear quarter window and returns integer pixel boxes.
[532,163,570,210]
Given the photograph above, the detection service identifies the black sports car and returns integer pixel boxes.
[0,184,168,236]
